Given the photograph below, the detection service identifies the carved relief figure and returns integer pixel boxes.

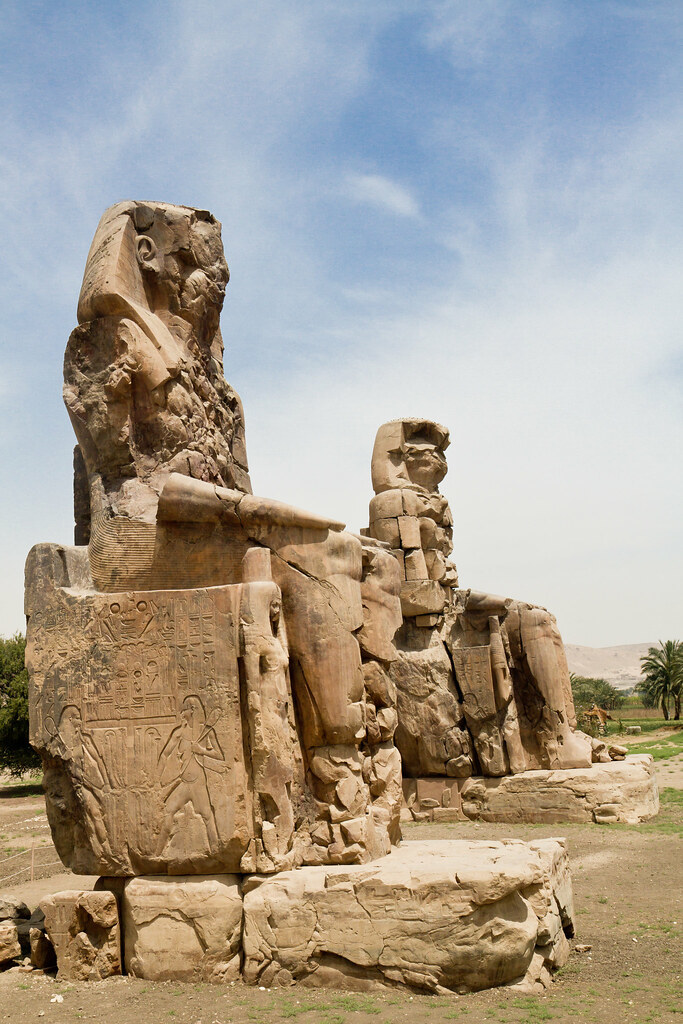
[239,553,299,871]
[54,706,113,858]
[157,695,226,854]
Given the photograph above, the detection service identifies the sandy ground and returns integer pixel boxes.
[0,753,680,1024]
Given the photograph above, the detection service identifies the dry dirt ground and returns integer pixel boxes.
[0,747,680,1024]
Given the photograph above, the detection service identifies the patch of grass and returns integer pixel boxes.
[617,717,676,732]
[280,1001,332,1018]
[624,820,683,836]
[332,994,380,1014]
[509,996,553,1019]
[626,730,683,760]
[0,780,44,798]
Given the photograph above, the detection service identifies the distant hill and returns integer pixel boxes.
[564,642,654,690]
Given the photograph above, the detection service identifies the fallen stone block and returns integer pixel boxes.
[243,839,573,993]
[0,921,21,965]
[30,926,56,970]
[0,895,30,921]
[404,756,658,825]
[121,875,242,982]
[40,891,120,980]
[16,908,46,957]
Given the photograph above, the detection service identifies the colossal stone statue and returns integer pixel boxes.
[367,418,595,782]
[27,201,402,877]
[369,418,458,620]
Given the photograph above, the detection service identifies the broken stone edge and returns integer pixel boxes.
[403,756,659,825]
[39,838,574,994]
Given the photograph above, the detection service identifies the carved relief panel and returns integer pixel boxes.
[27,561,253,876]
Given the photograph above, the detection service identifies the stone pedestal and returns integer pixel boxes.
[122,875,242,982]
[94,838,574,993]
[242,839,573,993]
[403,755,659,825]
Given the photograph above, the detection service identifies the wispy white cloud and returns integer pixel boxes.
[422,0,568,70]
[0,1,681,649]
[343,172,420,218]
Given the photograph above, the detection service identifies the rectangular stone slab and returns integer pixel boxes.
[27,544,253,876]
[403,755,659,824]
[120,875,242,982]
[242,838,574,993]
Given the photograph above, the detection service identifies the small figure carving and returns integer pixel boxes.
[54,706,113,859]
[157,695,225,854]
[240,551,299,870]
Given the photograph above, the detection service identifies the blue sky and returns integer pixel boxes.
[1,0,681,645]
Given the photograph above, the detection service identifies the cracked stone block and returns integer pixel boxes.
[456,756,658,824]
[40,890,120,980]
[242,839,574,993]
[0,921,21,965]
[121,875,242,982]
[30,926,56,969]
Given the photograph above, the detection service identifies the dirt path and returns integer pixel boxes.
[0,763,680,1024]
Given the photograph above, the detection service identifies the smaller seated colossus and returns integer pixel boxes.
[365,418,657,824]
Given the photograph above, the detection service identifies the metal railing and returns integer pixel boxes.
[0,843,63,886]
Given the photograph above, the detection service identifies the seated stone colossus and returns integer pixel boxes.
[365,418,617,786]
[26,201,403,877]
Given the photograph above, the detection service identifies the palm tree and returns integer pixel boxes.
[638,640,683,721]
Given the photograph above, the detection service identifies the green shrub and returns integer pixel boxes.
[571,675,626,711]
[0,634,40,777]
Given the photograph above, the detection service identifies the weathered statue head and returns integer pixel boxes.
[65,200,251,549]
[371,418,449,494]
[77,201,230,370]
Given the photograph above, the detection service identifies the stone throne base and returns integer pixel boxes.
[403,755,659,825]
[43,838,574,995]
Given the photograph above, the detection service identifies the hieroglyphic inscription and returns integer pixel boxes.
[450,646,497,720]
[28,580,254,876]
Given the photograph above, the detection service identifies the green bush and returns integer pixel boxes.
[571,675,626,712]
[0,634,41,777]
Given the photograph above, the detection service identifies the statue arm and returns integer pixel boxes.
[157,473,345,533]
